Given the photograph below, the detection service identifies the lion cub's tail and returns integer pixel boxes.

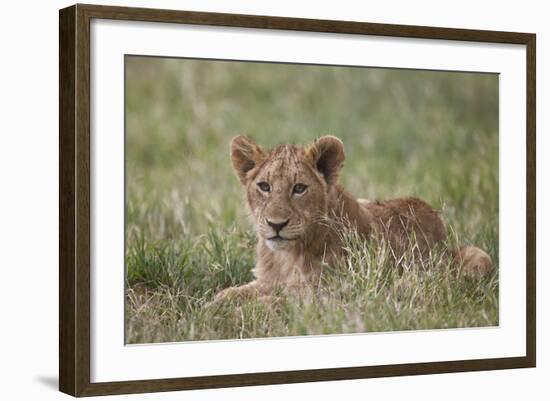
[452,246,493,278]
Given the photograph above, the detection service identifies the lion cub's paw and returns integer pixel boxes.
[207,285,281,308]
[455,246,493,278]
[213,286,241,303]
[207,283,260,305]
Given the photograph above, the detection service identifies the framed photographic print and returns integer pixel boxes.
[59,4,536,397]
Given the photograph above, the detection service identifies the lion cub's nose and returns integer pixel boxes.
[266,219,289,234]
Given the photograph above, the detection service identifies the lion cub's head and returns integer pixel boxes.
[231,135,345,251]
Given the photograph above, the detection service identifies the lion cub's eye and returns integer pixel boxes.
[293,183,308,195]
[257,182,271,192]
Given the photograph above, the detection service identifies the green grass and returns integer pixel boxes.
[125,56,499,344]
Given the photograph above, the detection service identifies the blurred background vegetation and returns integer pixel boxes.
[125,56,499,343]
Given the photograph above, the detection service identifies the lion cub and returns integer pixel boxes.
[214,135,492,302]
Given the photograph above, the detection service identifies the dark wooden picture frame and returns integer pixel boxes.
[59,3,536,397]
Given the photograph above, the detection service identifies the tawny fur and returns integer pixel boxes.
[214,135,493,302]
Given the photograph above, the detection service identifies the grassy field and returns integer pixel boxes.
[125,56,499,344]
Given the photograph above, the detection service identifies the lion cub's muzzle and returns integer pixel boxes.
[266,218,289,235]
[258,217,303,250]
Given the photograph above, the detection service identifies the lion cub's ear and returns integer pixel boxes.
[306,136,345,186]
[231,135,266,185]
